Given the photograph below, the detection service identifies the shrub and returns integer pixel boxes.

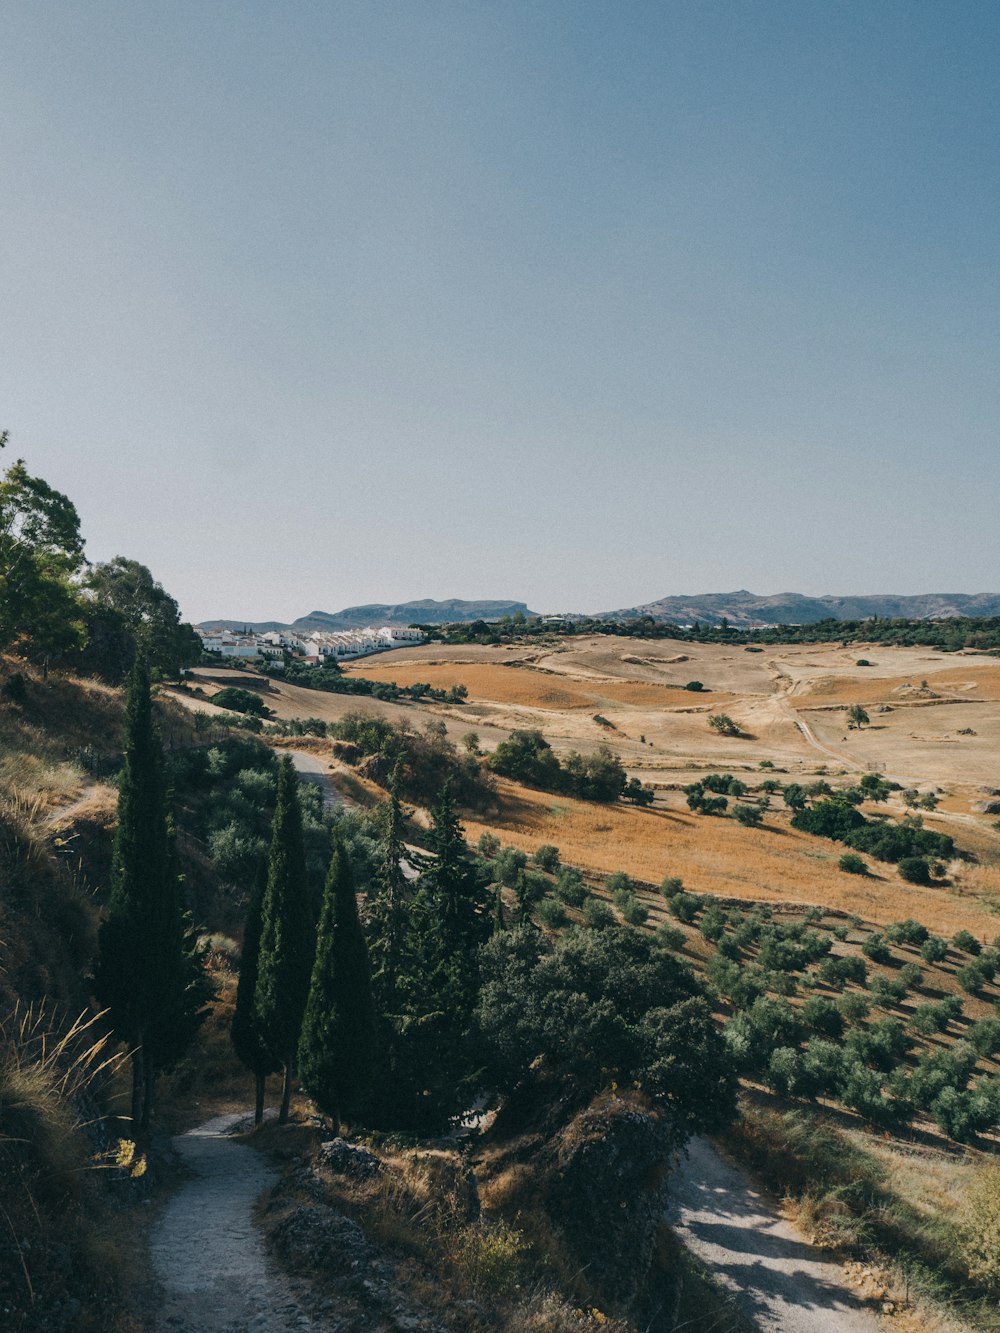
[454,1220,529,1297]
[953,930,981,955]
[732,802,764,827]
[535,897,568,930]
[213,685,269,716]
[655,924,686,951]
[708,714,741,736]
[898,856,933,885]
[802,996,844,1038]
[699,908,726,943]
[920,934,948,963]
[969,1018,1000,1058]
[837,992,871,1025]
[869,974,907,1008]
[819,955,867,989]
[553,867,588,908]
[582,898,615,930]
[766,1046,804,1097]
[684,680,704,691]
[667,891,702,924]
[606,871,631,897]
[898,962,923,990]
[838,853,867,875]
[620,897,648,927]
[862,933,891,964]
[957,963,987,995]
[533,844,560,874]
[884,918,929,947]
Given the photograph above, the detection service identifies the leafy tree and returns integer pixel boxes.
[93,660,207,1129]
[862,933,892,964]
[488,729,563,789]
[561,745,626,801]
[847,704,870,729]
[213,686,269,716]
[839,853,867,875]
[533,844,560,873]
[782,783,807,810]
[921,935,948,963]
[80,556,200,680]
[898,856,933,885]
[732,802,764,827]
[0,452,86,665]
[231,860,280,1126]
[953,930,981,955]
[708,714,742,737]
[297,840,375,1132]
[254,756,316,1123]
[477,925,736,1145]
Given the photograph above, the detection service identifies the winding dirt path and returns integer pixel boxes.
[151,1114,316,1332]
[667,1137,883,1333]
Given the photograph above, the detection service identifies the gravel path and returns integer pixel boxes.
[288,750,351,811]
[666,1137,882,1333]
[151,1114,316,1332]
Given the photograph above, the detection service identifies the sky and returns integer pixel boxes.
[2,1,999,624]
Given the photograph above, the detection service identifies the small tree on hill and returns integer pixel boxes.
[254,755,315,1123]
[847,704,870,730]
[708,714,742,737]
[298,840,375,1133]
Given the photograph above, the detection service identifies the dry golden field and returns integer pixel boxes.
[184,634,1000,936]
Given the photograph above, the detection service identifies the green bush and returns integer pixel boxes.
[920,934,948,963]
[553,867,588,907]
[668,890,702,924]
[953,930,981,955]
[535,896,568,930]
[884,918,930,946]
[838,853,868,875]
[655,924,686,951]
[862,933,892,964]
[582,898,615,930]
[898,856,933,885]
[533,844,560,873]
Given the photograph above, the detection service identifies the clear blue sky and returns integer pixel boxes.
[3,1,998,622]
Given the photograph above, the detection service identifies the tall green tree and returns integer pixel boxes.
[366,762,409,1017]
[78,556,201,682]
[254,756,315,1123]
[298,840,375,1133]
[231,858,279,1126]
[0,451,86,667]
[93,660,207,1129]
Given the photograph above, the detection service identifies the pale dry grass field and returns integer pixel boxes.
[462,779,997,937]
[187,638,1000,933]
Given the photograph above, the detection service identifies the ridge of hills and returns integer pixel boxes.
[600,589,1000,627]
[199,590,1000,633]
[199,598,537,633]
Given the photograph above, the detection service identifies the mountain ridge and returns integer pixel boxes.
[598,590,1000,627]
[199,598,537,633]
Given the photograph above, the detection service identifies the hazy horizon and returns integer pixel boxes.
[4,2,999,623]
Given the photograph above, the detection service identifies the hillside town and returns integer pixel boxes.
[198,623,425,663]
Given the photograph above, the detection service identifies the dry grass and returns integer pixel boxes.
[461,779,998,935]
[342,660,734,711]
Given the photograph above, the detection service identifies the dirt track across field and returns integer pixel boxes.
[667,1136,882,1333]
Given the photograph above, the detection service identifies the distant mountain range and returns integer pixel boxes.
[199,591,1000,635]
[598,590,1000,627]
[198,598,537,633]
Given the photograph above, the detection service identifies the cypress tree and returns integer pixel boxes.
[230,857,278,1126]
[367,761,409,1016]
[143,812,211,1128]
[254,755,315,1124]
[298,839,375,1133]
[93,660,207,1130]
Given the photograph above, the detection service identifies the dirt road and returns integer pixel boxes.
[287,749,351,811]
[666,1137,882,1333]
[151,1114,316,1331]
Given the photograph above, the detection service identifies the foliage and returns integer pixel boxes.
[253,756,316,1120]
[297,840,376,1127]
[92,660,209,1128]
[0,453,86,662]
[213,685,270,716]
[477,925,737,1144]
